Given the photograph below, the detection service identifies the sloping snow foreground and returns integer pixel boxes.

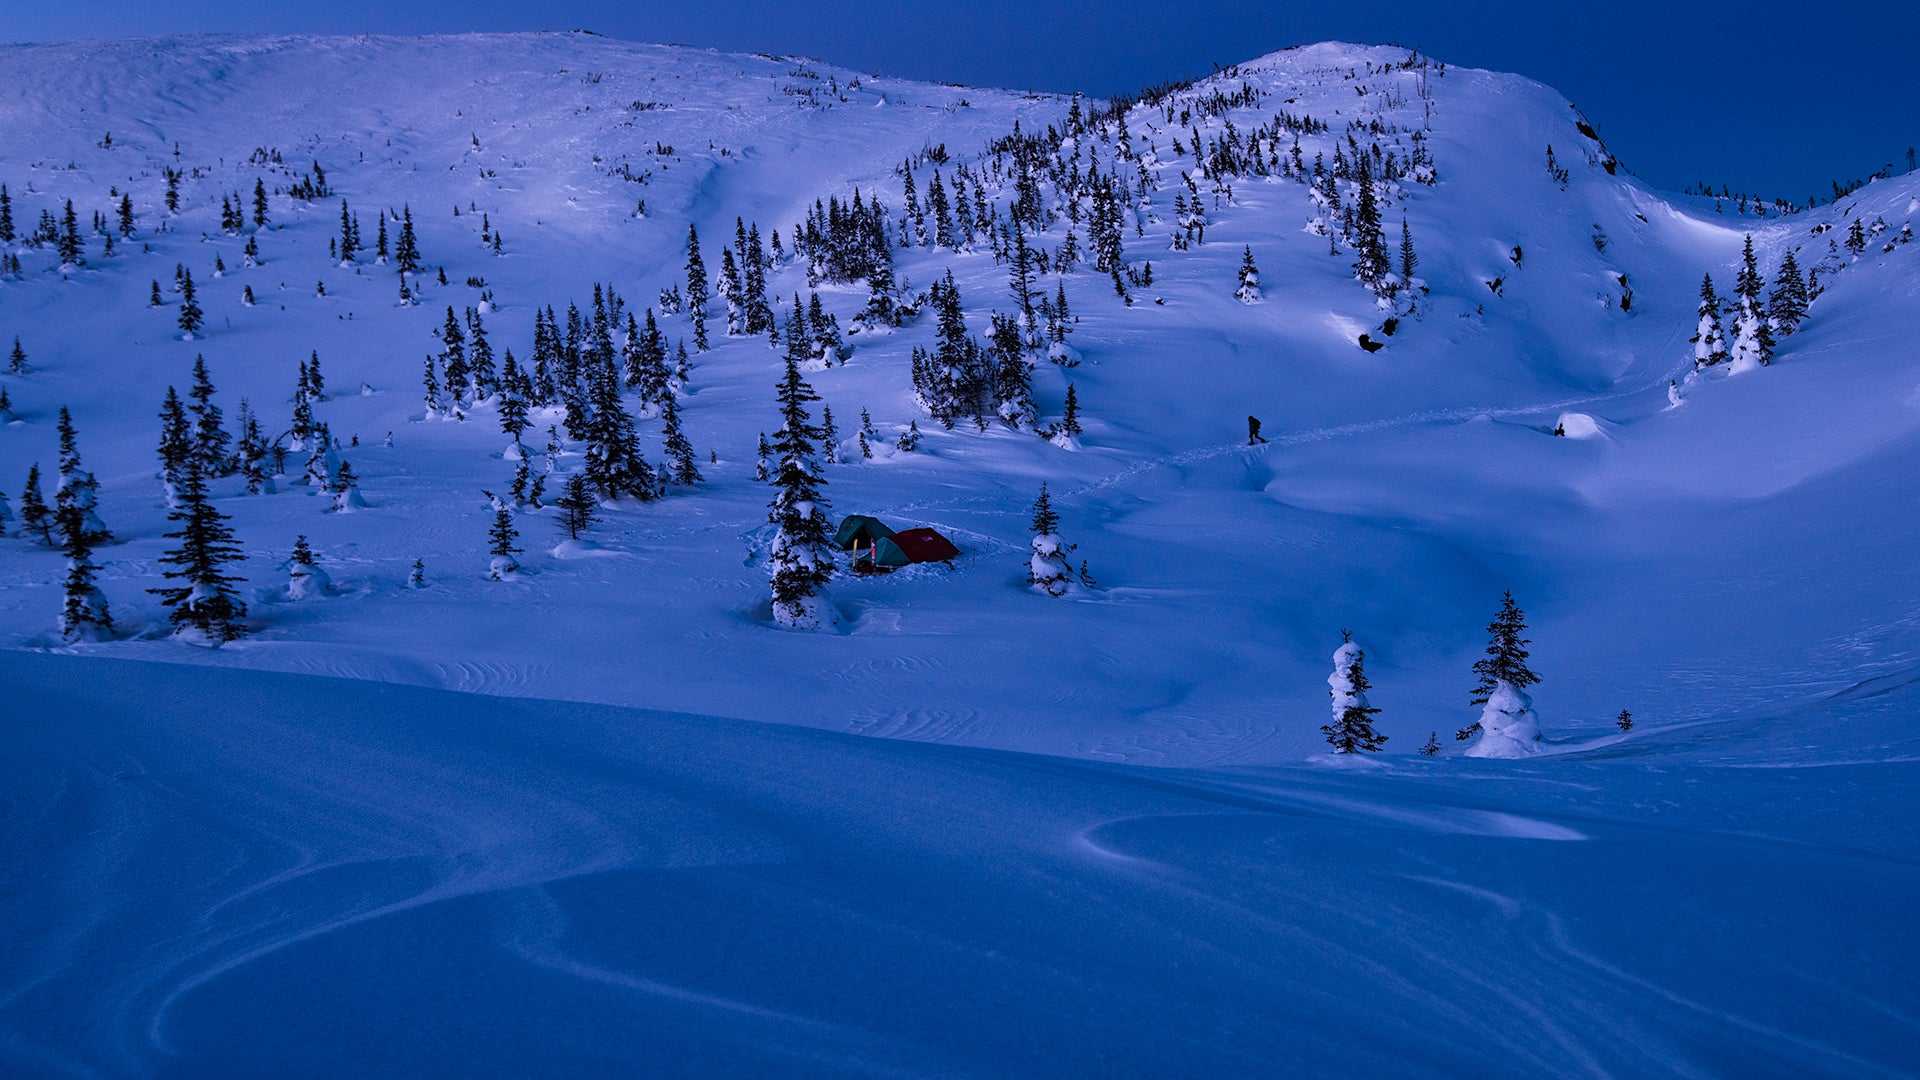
[3,649,1916,1077]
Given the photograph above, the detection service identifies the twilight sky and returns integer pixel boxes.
[5,0,1912,204]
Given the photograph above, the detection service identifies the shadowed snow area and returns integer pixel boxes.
[4,651,1916,1077]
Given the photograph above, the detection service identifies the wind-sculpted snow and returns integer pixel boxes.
[2,652,1915,1077]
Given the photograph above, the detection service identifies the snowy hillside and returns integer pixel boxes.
[2,33,1918,1076]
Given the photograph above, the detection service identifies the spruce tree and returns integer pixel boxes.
[395,205,420,273]
[1769,249,1808,337]
[252,178,269,228]
[337,199,359,263]
[8,336,26,374]
[1616,709,1634,732]
[55,408,111,547]
[1420,732,1441,756]
[661,389,702,484]
[1691,273,1729,367]
[488,507,521,579]
[765,355,834,627]
[1399,217,1418,284]
[497,349,532,446]
[20,464,53,545]
[149,456,247,644]
[1026,483,1073,596]
[156,386,191,503]
[57,200,84,267]
[554,474,599,540]
[1236,245,1261,303]
[187,356,230,475]
[1324,633,1386,753]
[0,184,13,243]
[1728,235,1774,371]
[1459,590,1538,740]
[55,422,115,641]
[178,269,203,340]
[438,306,468,401]
[1350,160,1390,292]
[685,224,710,351]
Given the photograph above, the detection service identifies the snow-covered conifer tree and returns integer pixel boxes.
[1727,236,1774,373]
[149,456,247,644]
[1026,483,1074,597]
[286,534,332,600]
[685,224,710,352]
[765,355,834,628]
[55,408,110,547]
[19,464,53,545]
[178,269,203,340]
[1324,632,1386,753]
[187,356,230,475]
[1460,590,1543,757]
[332,460,365,511]
[156,386,191,505]
[395,205,421,274]
[487,507,521,580]
[55,431,114,642]
[1769,249,1808,337]
[1691,273,1729,368]
[1236,245,1261,303]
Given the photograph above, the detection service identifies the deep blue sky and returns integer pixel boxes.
[7,1,1913,204]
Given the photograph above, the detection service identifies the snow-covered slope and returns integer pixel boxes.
[5,650,1915,1077]
[3,33,1919,1074]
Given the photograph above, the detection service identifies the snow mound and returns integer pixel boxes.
[1465,682,1542,758]
[1554,412,1608,439]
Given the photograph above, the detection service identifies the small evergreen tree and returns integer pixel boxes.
[149,456,247,644]
[8,336,26,374]
[1324,633,1386,753]
[407,558,427,589]
[488,506,521,579]
[20,464,53,545]
[55,435,115,642]
[1026,483,1073,596]
[765,355,834,628]
[252,178,269,228]
[1616,709,1633,732]
[395,205,420,274]
[287,534,333,599]
[661,389,702,485]
[178,269,203,340]
[1768,249,1808,337]
[57,199,84,267]
[156,386,192,504]
[1458,590,1539,740]
[187,356,231,474]
[554,474,599,539]
[685,224,710,351]
[1728,235,1774,371]
[1399,217,1418,284]
[1235,245,1261,303]
[1419,732,1441,756]
[55,408,111,547]
[1691,273,1729,367]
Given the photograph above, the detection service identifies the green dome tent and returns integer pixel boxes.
[833,514,895,551]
